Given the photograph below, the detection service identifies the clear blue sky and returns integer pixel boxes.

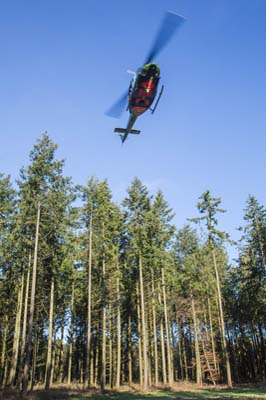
[1,0,266,256]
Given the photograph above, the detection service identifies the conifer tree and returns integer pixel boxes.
[122,178,151,389]
[190,190,232,387]
[15,133,74,392]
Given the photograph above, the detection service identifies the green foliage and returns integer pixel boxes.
[1,138,266,389]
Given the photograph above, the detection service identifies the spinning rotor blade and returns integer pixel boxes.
[105,91,128,118]
[144,11,185,64]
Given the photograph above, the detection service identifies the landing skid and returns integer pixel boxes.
[150,85,164,114]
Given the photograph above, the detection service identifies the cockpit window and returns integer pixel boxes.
[139,68,147,76]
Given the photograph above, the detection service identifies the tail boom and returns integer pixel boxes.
[114,114,140,143]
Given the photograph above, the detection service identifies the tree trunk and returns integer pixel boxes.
[162,267,173,385]
[128,315,132,385]
[136,284,143,386]
[212,249,232,387]
[30,327,39,390]
[139,255,148,390]
[17,255,31,390]
[115,276,121,389]
[158,284,167,384]
[22,202,41,394]
[8,273,24,386]
[50,329,56,385]
[207,297,218,373]
[151,273,158,386]
[191,292,202,386]
[100,258,106,391]
[0,314,8,387]
[109,303,112,387]
[84,213,92,388]
[45,276,54,389]
[68,280,75,385]
[59,310,65,383]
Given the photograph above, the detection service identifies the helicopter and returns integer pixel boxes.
[106,11,185,144]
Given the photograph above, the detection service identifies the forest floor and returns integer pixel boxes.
[1,383,266,400]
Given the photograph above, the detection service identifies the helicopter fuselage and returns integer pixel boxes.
[128,63,160,116]
[114,63,161,143]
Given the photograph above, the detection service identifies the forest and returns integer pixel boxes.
[1,133,266,394]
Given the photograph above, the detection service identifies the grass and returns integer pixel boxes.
[1,384,266,400]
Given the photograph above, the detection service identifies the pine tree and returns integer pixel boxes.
[122,178,151,389]
[15,133,74,392]
[190,190,232,387]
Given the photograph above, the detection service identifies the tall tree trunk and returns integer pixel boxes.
[94,337,99,386]
[109,303,112,387]
[0,314,8,387]
[207,297,218,373]
[212,249,232,387]
[84,213,92,388]
[137,284,143,386]
[30,323,39,390]
[59,310,65,383]
[22,202,41,394]
[115,276,121,389]
[8,273,24,386]
[128,314,132,385]
[101,258,106,391]
[158,284,167,384]
[162,267,173,385]
[151,273,158,386]
[45,276,54,389]
[17,255,31,390]
[68,280,75,385]
[50,329,56,385]
[139,255,148,390]
[191,292,202,385]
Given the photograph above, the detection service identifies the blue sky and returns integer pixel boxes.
[0,0,266,257]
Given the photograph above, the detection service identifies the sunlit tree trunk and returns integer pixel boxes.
[207,297,218,372]
[212,249,232,387]
[152,274,158,385]
[8,273,24,386]
[45,276,54,389]
[162,267,173,385]
[50,329,56,385]
[30,330,38,390]
[109,303,113,387]
[22,202,41,394]
[0,314,8,387]
[84,213,92,388]
[191,292,202,385]
[101,258,106,391]
[158,283,167,384]
[126,314,132,385]
[139,255,148,389]
[115,276,121,388]
[137,284,143,386]
[58,310,65,383]
[68,280,74,385]
[17,255,31,390]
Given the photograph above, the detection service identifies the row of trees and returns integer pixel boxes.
[0,134,266,393]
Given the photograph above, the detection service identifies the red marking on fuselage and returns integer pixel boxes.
[140,81,155,89]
